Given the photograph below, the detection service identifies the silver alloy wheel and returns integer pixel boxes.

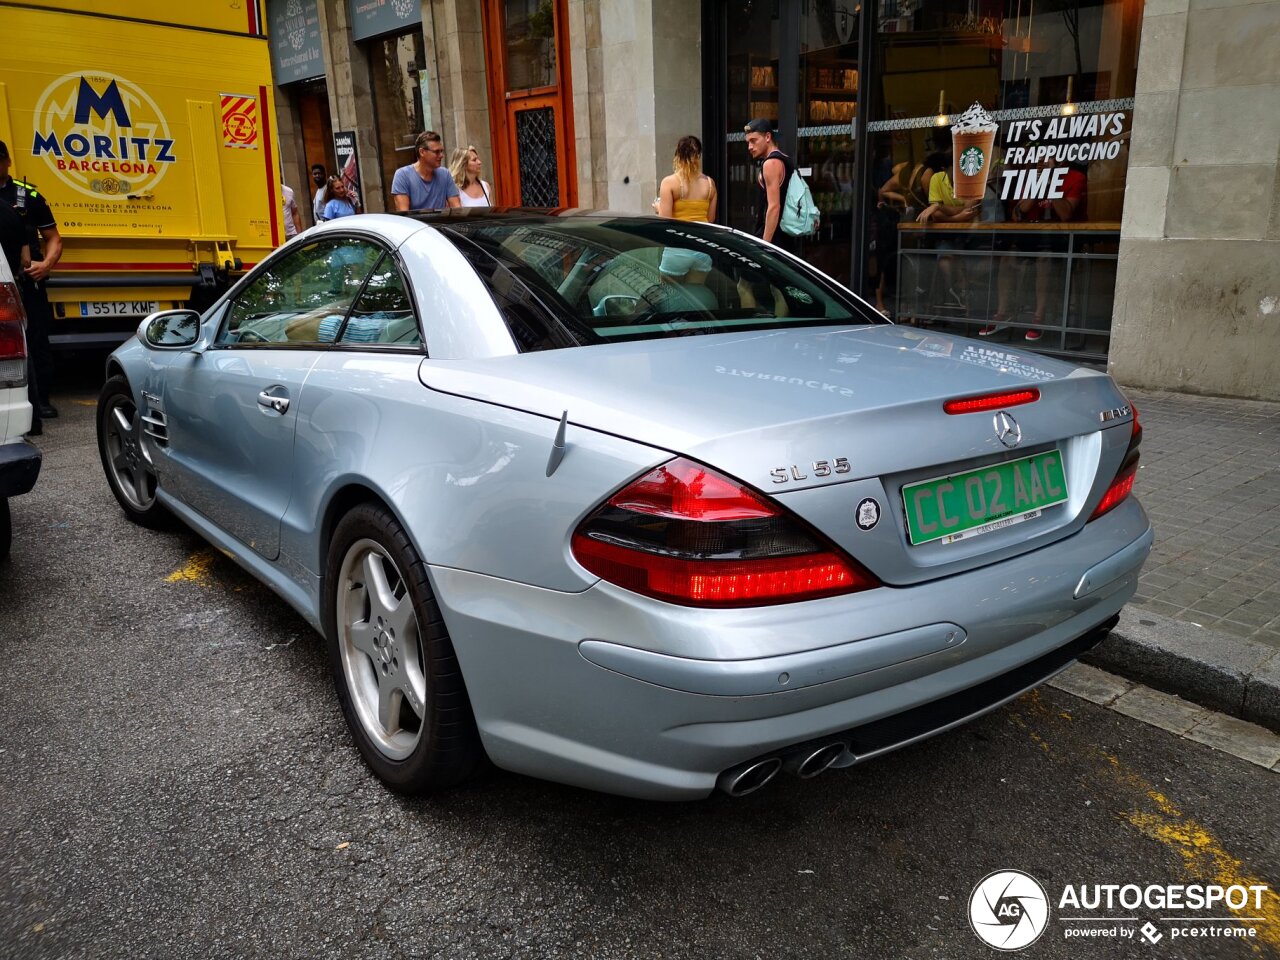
[102,392,157,511]
[337,538,427,760]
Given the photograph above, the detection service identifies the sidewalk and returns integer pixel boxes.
[1083,387,1280,731]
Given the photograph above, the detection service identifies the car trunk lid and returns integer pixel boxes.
[419,325,1136,582]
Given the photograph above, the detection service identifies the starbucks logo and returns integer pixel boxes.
[959,146,986,177]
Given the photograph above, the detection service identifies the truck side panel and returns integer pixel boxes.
[1,4,280,345]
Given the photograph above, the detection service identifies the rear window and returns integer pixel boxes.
[440,216,884,350]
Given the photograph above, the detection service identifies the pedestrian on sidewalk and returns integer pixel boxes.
[310,163,328,225]
[321,176,357,221]
[391,132,461,212]
[448,146,492,207]
[742,119,796,253]
[656,135,717,223]
[282,183,302,240]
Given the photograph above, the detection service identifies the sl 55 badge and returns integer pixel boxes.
[771,458,851,484]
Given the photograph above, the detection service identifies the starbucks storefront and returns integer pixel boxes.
[702,0,1143,361]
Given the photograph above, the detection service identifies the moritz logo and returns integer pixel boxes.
[31,72,176,200]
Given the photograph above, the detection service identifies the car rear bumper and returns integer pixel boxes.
[0,440,42,498]
[431,497,1152,800]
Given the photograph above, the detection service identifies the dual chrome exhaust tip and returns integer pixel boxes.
[716,741,849,797]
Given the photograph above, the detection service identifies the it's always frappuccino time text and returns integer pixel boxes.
[999,112,1127,202]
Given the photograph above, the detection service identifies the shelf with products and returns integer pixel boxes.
[805,99,857,123]
[744,56,779,121]
[750,62,779,91]
[807,66,858,93]
[803,60,858,125]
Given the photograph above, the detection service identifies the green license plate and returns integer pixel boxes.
[902,451,1068,546]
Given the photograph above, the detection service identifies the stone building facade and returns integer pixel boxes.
[1108,0,1280,399]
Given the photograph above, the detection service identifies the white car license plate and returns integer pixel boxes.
[80,300,160,317]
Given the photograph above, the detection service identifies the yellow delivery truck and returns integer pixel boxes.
[0,0,282,346]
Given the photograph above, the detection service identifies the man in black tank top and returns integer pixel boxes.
[743,118,798,254]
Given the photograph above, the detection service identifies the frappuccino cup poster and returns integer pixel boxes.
[951,103,999,201]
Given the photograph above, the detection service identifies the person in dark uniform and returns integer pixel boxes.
[742,118,799,255]
[0,139,62,423]
[0,199,29,276]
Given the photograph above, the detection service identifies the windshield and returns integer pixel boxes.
[440,216,884,349]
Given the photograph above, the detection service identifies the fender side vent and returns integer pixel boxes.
[141,409,168,445]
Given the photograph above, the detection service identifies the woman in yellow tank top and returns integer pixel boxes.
[657,135,717,222]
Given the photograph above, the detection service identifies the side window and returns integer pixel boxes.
[217,237,383,345]
[336,254,420,346]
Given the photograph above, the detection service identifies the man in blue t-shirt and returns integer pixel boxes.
[390,131,462,212]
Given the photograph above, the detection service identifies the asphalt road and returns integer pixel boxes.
[1,365,1277,960]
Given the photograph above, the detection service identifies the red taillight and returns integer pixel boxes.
[0,282,28,387]
[609,458,775,521]
[571,538,862,606]
[1089,402,1142,521]
[0,282,26,354]
[572,457,879,607]
[1089,456,1138,520]
[943,388,1040,414]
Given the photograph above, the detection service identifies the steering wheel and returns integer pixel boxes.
[238,329,269,344]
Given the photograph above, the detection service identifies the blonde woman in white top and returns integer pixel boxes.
[449,146,492,207]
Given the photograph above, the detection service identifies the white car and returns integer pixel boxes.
[0,254,41,561]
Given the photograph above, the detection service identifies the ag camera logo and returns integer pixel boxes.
[969,870,1050,951]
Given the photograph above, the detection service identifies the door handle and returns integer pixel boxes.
[257,391,290,414]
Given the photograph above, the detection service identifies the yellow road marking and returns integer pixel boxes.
[1007,694,1279,953]
[1102,755,1280,955]
[164,549,218,586]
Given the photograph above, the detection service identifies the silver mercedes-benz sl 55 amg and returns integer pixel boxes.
[97,210,1150,800]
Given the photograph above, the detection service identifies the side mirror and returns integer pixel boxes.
[139,309,201,349]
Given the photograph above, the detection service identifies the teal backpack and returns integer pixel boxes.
[780,165,821,238]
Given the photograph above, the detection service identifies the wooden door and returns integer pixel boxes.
[483,0,576,208]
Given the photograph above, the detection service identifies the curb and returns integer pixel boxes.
[1081,607,1280,734]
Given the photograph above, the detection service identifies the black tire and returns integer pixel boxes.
[324,502,483,793]
[97,375,168,528]
[0,498,10,564]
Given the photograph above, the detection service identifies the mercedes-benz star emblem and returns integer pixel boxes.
[993,411,1022,449]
